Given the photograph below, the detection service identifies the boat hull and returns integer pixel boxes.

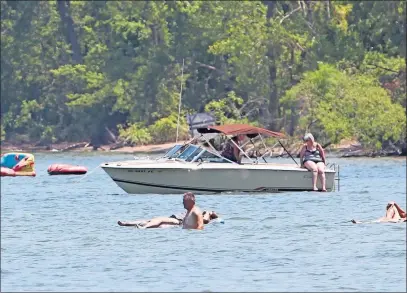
[101,161,336,194]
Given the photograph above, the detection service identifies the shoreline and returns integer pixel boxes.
[0,141,187,154]
[1,140,405,158]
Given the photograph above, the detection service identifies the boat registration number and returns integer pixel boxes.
[256,187,279,192]
[127,169,154,173]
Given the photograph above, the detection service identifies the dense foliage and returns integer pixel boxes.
[1,1,405,150]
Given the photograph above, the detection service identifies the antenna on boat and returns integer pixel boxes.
[176,58,185,143]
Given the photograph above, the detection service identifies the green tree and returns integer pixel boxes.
[281,63,406,149]
[1,0,405,149]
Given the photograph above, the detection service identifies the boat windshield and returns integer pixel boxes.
[177,145,201,161]
[178,146,231,163]
[197,150,229,163]
[163,144,184,158]
[170,142,234,163]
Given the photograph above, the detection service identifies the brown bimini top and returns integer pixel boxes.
[197,124,285,138]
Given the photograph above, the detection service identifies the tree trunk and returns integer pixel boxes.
[264,1,279,130]
[289,47,295,84]
[57,0,82,64]
[326,0,331,20]
[304,0,313,24]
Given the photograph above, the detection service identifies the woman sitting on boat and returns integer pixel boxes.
[118,210,220,229]
[352,201,406,224]
[299,133,327,191]
[221,134,245,163]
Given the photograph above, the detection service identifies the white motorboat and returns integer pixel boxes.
[101,124,337,194]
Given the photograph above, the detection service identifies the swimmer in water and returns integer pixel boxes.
[182,192,204,230]
[351,201,406,224]
[118,210,219,229]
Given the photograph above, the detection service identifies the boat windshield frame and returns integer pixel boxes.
[163,144,184,158]
[176,145,201,161]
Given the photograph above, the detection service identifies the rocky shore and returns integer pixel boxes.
[0,141,187,154]
[1,138,405,157]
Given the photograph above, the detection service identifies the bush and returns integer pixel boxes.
[281,63,406,150]
[39,126,57,144]
[118,123,152,145]
[148,114,189,144]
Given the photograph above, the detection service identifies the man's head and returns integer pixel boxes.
[183,192,196,210]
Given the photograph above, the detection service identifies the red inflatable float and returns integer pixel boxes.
[47,164,87,175]
[1,166,36,177]
[1,167,16,177]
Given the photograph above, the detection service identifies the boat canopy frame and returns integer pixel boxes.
[196,124,285,138]
[157,124,299,166]
[193,124,298,165]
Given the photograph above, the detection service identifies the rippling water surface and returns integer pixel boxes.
[1,152,406,292]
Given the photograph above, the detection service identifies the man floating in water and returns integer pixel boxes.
[352,201,406,224]
[118,193,219,229]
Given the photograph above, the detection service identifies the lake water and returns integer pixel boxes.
[1,152,406,292]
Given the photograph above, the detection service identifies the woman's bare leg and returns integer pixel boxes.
[140,217,181,229]
[118,220,148,226]
[317,162,326,191]
[304,161,318,191]
[351,217,386,224]
[392,202,406,218]
[385,205,404,221]
[385,205,397,220]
